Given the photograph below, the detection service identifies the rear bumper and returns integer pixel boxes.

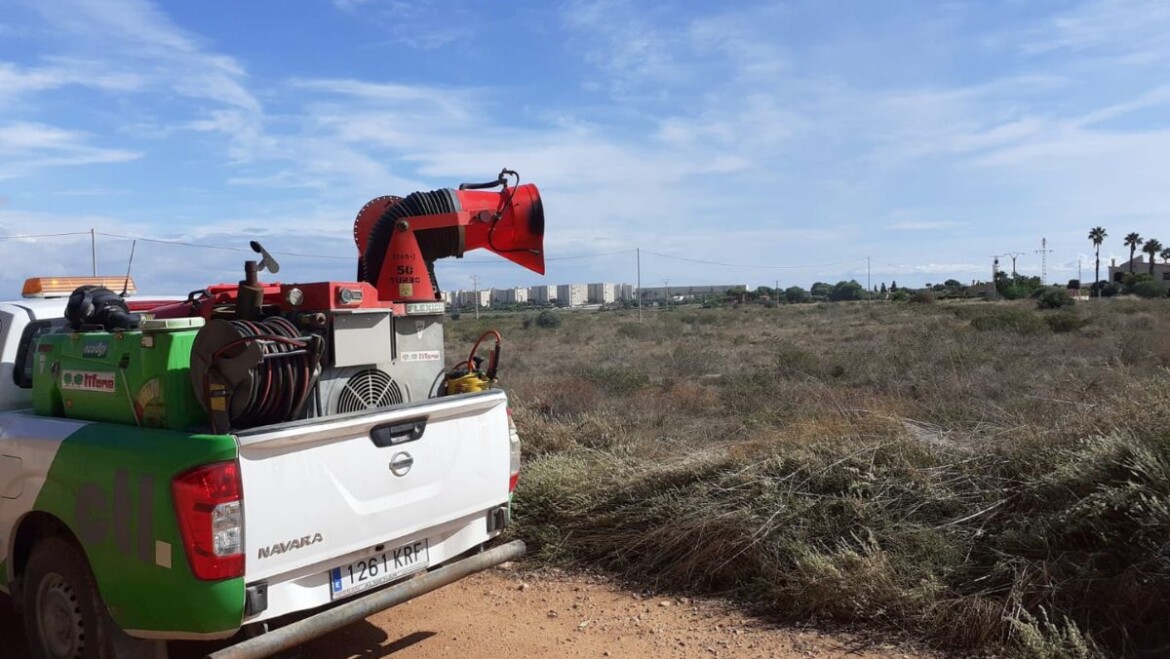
[203,539,525,659]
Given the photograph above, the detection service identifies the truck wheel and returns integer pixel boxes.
[21,536,166,659]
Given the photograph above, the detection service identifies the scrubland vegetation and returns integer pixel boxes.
[448,298,1170,658]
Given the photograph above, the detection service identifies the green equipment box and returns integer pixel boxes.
[32,318,207,431]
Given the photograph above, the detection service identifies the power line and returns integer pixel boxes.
[0,231,91,240]
[448,249,636,265]
[636,250,865,270]
[95,232,354,261]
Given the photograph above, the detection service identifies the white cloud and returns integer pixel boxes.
[885,221,966,231]
[1021,0,1170,62]
[23,0,263,155]
[0,122,141,179]
[330,0,475,50]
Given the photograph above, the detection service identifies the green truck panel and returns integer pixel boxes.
[33,422,243,635]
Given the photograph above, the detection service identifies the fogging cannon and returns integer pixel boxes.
[354,168,545,302]
[171,169,543,432]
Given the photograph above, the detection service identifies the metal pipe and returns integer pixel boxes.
[205,540,526,659]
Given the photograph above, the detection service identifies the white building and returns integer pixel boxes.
[439,290,453,306]
[457,289,491,308]
[556,284,588,307]
[617,283,635,301]
[528,285,557,303]
[587,283,616,304]
[492,287,529,304]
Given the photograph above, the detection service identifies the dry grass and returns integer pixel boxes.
[447,299,1170,658]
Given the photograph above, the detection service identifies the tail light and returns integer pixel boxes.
[172,461,245,580]
[507,408,521,493]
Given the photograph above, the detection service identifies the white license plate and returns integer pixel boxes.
[328,539,429,600]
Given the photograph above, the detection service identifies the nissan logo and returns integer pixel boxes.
[389,451,414,477]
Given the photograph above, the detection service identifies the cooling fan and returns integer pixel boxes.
[318,367,406,415]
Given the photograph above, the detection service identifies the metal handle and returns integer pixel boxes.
[369,418,427,447]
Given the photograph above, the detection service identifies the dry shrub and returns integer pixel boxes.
[520,377,601,419]
[666,382,719,414]
[492,300,1170,658]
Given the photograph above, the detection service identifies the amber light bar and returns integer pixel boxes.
[22,276,137,298]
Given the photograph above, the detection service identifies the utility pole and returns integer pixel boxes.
[1035,237,1053,285]
[664,279,670,307]
[471,274,481,320]
[866,256,871,300]
[636,247,642,321]
[90,228,97,275]
[775,279,780,303]
[990,255,1002,299]
[1004,251,1024,278]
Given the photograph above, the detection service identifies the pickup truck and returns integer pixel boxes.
[0,279,524,659]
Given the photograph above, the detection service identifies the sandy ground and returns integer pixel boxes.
[3,566,935,659]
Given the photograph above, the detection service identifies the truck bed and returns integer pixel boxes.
[234,389,513,623]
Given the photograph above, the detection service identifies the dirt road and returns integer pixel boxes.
[3,567,933,659]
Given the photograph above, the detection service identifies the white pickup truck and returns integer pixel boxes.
[0,279,524,659]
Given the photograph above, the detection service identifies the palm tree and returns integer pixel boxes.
[1089,226,1107,296]
[1161,246,1170,265]
[1124,232,1143,272]
[1143,239,1163,276]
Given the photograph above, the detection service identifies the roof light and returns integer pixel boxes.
[22,276,137,298]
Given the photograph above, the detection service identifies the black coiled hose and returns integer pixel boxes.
[209,317,321,429]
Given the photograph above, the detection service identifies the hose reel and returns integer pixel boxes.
[190,317,324,433]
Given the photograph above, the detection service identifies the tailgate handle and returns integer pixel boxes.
[370,418,427,448]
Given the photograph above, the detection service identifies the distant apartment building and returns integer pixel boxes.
[587,282,616,304]
[528,284,557,303]
[492,287,529,304]
[557,284,588,307]
[616,283,635,301]
[638,284,746,301]
[439,290,453,306]
[457,289,491,308]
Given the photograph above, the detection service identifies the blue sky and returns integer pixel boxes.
[1,0,1168,295]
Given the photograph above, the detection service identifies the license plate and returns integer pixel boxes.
[328,539,429,600]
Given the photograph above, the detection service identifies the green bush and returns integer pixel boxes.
[1001,285,1026,300]
[582,367,650,394]
[784,286,811,303]
[535,309,562,328]
[1132,281,1166,299]
[890,290,910,302]
[1045,311,1086,333]
[1036,287,1075,310]
[616,322,652,339]
[969,308,1048,334]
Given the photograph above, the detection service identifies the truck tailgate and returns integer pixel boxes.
[236,390,511,582]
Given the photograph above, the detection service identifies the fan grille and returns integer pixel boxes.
[336,369,403,414]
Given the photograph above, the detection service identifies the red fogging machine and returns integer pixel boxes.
[132,168,545,433]
[355,168,545,303]
[149,168,545,320]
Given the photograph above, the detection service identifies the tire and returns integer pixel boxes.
[20,536,166,659]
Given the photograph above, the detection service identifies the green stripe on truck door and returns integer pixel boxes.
[34,423,243,636]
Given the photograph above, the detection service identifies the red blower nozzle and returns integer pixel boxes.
[354,177,545,303]
[457,184,545,276]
